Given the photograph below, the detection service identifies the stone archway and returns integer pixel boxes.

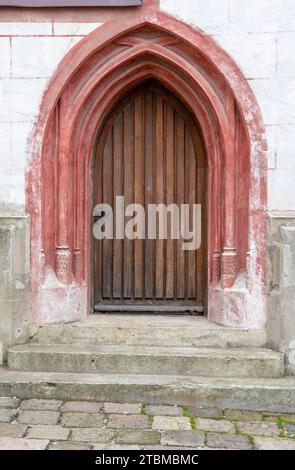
[26,1,267,328]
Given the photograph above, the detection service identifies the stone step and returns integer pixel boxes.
[0,367,295,413]
[31,314,267,348]
[7,344,284,378]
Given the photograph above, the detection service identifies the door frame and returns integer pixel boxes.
[26,1,267,328]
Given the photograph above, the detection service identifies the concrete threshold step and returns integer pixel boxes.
[31,314,267,348]
[8,344,284,378]
[0,367,295,413]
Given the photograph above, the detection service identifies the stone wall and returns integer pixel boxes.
[0,1,294,214]
[0,217,30,361]
[267,213,295,374]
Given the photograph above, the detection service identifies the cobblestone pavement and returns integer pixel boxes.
[0,397,295,450]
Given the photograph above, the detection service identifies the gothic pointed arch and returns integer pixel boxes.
[26,2,267,327]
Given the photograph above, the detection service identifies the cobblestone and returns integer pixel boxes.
[61,412,104,428]
[145,405,183,416]
[283,422,295,436]
[116,429,160,445]
[63,401,102,413]
[0,398,294,449]
[18,411,60,425]
[0,423,27,438]
[106,414,149,429]
[20,399,62,411]
[152,416,191,431]
[237,421,279,437]
[186,407,222,419]
[0,409,18,423]
[27,425,70,440]
[161,430,205,447]
[197,418,235,433]
[103,403,141,414]
[206,432,252,450]
[0,398,20,409]
[254,437,295,450]
[224,409,262,422]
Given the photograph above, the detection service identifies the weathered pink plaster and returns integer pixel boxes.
[26,0,267,327]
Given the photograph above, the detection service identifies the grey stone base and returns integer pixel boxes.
[0,217,30,361]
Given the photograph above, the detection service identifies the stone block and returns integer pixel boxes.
[145,405,183,416]
[276,124,295,169]
[0,79,47,122]
[237,421,279,437]
[224,409,262,422]
[186,407,222,419]
[0,397,20,409]
[0,22,52,35]
[106,414,149,429]
[20,399,62,411]
[53,23,102,36]
[103,403,141,414]
[48,441,92,450]
[63,401,102,413]
[61,412,104,428]
[161,430,205,447]
[228,0,295,33]
[197,418,235,433]
[18,411,60,425]
[284,422,295,436]
[0,408,17,423]
[12,37,81,78]
[280,414,295,423]
[277,32,295,78]
[0,217,30,360]
[268,169,295,211]
[116,429,160,445]
[70,428,114,443]
[0,437,49,450]
[161,0,230,35]
[152,416,191,431]
[27,425,70,440]
[254,436,295,450]
[0,38,10,78]
[206,432,251,450]
[267,215,295,370]
[0,423,27,438]
[94,444,141,450]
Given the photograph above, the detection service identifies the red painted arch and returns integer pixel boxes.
[26,0,267,327]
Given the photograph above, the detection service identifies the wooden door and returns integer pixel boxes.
[93,82,207,313]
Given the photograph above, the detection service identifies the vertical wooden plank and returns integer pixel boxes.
[165,103,174,299]
[155,95,164,299]
[175,113,185,299]
[113,113,123,299]
[144,91,154,299]
[102,131,113,298]
[134,94,144,298]
[123,103,133,298]
[197,166,208,305]
[93,142,103,304]
[186,130,197,299]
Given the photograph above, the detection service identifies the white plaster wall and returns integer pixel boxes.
[161,0,295,211]
[0,21,102,216]
[0,1,294,213]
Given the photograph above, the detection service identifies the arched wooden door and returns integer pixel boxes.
[93,82,207,313]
